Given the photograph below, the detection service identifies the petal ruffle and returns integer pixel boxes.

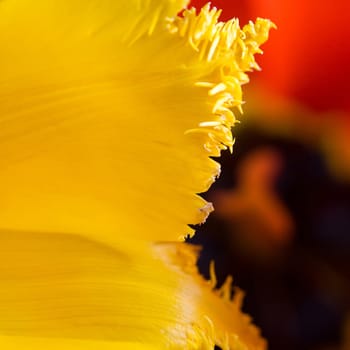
[0,2,273,243]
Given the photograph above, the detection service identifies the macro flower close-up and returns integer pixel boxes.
[0,1,274,349]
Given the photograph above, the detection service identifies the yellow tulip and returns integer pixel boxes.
[0,1,274,349]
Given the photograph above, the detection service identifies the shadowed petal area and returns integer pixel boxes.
[0,1,273,244]
[0,231,265,349]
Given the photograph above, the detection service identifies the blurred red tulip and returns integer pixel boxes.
[190,1,350,180]
[190,0,350,114]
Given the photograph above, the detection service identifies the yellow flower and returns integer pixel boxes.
[0,1,274,349]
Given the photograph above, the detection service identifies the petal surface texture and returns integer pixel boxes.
[0,1,273,349]
[0,231,266,349]
[0,0,273,243]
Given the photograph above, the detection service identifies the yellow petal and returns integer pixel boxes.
[0,230,265,349]
[0,1,273,243]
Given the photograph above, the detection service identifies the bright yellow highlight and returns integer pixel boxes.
[0,0,273,349]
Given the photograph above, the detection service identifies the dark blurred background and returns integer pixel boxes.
[189,121,350,350]
[188,1,350,349]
